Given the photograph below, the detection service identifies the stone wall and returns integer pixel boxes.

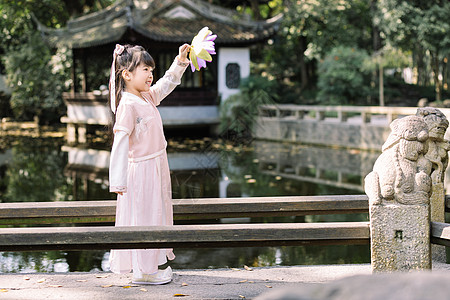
[255,117,391,151]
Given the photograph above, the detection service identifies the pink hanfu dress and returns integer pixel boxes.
[109,59,188,276]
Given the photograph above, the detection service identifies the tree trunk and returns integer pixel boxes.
[248,0,262,20]
[430,51,442,102]
[371,0,382,52]
[415,46,426,86]
[443,57,448,94]
[298,36,308,90]
[379,63,384,106]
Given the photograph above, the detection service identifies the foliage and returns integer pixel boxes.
[0,0,112,123]
[0,0,69,50]
[283,0,373,58]
[259,0,374,103]
[375,0,450,100]
[362,45,411,71]
[316,46,371,105]
[219,75,278,137]
[3,32,71,123]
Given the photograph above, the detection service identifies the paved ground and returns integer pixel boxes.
[1,263,450,300]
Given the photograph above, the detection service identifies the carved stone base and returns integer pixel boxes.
[370,204,431,272]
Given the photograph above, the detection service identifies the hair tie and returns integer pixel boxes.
[109,44,125,114]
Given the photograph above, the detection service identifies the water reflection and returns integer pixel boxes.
[0,136,371,273]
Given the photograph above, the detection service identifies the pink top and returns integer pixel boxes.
[113,92,166,159]
[109,58,188,193]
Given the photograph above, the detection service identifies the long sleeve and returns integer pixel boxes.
[143,57,189,106]
[109,130,129,193]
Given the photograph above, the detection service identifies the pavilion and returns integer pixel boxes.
[35,0,281,141]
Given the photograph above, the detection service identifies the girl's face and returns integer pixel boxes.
[124,63,154,96]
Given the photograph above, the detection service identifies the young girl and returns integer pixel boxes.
[108,43,190,284]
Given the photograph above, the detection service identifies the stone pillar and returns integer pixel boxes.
[67,123,77,144]
[78,124,87,144]
[430,183,446,262]
[365,115,432,272]
[370,204,431,272]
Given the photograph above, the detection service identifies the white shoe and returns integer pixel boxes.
[132,267,173,285]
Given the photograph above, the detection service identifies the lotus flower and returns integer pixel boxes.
[189,27,217,72]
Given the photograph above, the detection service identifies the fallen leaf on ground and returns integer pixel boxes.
[239,280,247,283]
[101,285,113,288]
[248,281,254,283]
[122,286,132,289]
[243,265,253,271]
[1,289,7,292]
[265,285,273,288]
[37,278,46,283]
[23,276,30,281]
[48,285,62,288]
[181,282,188,286]
[95,275,108,278]
[239,295,246,299]
[174,294,189,297]
[231,268,240,271]
[140,288,147,292]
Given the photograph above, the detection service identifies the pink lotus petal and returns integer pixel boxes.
[198,58,207,69]
[190,62,196,72]
[206,35,217,42]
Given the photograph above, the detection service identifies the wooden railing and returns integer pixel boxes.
[0,195,449,251]
[0,195,369,225]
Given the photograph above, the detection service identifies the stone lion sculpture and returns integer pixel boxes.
[416,107,450,184]
[365,115,432,206]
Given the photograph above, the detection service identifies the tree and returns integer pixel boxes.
[316,46,371,105]
[3,32,71,123]
[210,0,281,20]
[376,0,450,101]
[263,0,373,95]
[0,0,113,123]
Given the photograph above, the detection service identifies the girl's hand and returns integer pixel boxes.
[178,44,190,62]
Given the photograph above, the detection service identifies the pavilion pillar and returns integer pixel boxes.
[71,49,77,94]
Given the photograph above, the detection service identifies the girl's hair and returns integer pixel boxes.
[107,45,155,144]
[108,44,155,114]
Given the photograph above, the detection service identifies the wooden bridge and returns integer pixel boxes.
[0,195,450,252]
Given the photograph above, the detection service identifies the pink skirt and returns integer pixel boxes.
[109,151,175,275]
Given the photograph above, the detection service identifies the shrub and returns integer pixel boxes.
[219,75,278,138]
[316,46,371,105]
[3,32,71,124]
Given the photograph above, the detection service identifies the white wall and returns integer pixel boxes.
[218,47,250,102]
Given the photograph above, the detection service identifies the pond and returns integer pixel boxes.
[0,133,374,273]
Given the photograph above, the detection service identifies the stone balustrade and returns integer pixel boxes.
[255,105,450,151]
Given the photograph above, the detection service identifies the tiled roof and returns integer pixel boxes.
[135,16,278,44]
[36,0,282,49]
